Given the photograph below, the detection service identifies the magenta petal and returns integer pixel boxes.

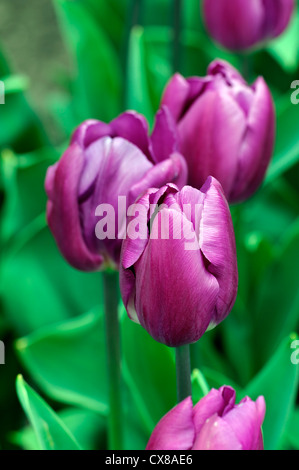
[80,137,153,262]
[193,415,242,450]
[121,191,154,270]
[119,261,139,324]
[200,177,238,326]
[46,143,103,271]
[146,397,195,450]
[203,0,264,51]
[229,77,275,203]
[208,59,246,85]
[178,89,245,197]
[263,0,294,38]
[161,73,190,121]
[111,111,151,160]
[44,162,58,200]
[71,120,112,148]
[150,106,179,163]
[134,209,219,346]
[193,386,236,434]
[129,153,188,205]
[222,396,266,450]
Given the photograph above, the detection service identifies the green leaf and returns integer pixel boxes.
[285,408,299,449]
[1,222,104,335]
[143,27,172,114]
[265,97,299,184]
[121,312,176,429]
[126,26,154,125]
[12,407,106,451]
[243,334,299,450]
[191,369,210,403]
[2,75,29,94]
[16,375,81,450]
[0,148,56,242]
[15,310,108,414]
[267,10,299,72]
[85,0,127,49]
[253,224,299,363]
[53,0,122,123]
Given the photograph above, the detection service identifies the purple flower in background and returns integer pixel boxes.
[120,178,238,347]
[161,60,275,204]
[202,0,294,51]
[45,110,187,272]
[146,386,266,450]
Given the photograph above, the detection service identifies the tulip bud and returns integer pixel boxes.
[45,110,187,272]
[146,386,266,450]
[119,177,238,347]
[161,60,275,203]
[202,0,294,51]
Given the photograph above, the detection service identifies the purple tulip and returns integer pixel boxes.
[202,0,295,51]
[45,110,187,272]
[120,178,238,347]
[146,386,266,450]
[161,60,275,204]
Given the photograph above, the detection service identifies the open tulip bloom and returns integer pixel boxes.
[202,0,294,52]
[146,386,266,450]
[161,59,275,204]
[120,178,238,347]
[45,109,187,272]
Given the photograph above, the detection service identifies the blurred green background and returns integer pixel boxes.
[0,0,298,450]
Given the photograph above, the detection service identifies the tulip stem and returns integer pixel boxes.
[239,53,253,82]
[103,271,123,450]
[173,0,182,72]
[175,345,192,402]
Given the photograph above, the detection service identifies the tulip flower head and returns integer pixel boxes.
[45,110,187,272]
[146,386,266,450]
[120,178,238,347]
[202,0,295,51]
[161,60,275,203]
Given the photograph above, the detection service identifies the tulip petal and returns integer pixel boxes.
[229,77,275,203]
[134,208,219,346]
[45,143,103,271]
[129,153,188,205]
[111,111,151,160]
[203,0,264,50]
[178,89,246,196]
[80,137,153,263]
[121,190,154,270]
[193,386,236,434]
[161,73,190,121]
[200,177,238,325]
[262,0,294,38]
[193,414,242,450]
[44,162,58,200]
[71,120,112,148]
[222,396,266,450]
[146,397,195,450]
[150,106,179,163]
[208,59,246,85]
[119,262,140,324]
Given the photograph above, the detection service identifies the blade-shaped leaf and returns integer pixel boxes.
[243,334,299,450]
[15,310,108,414]
[16,375,81,450]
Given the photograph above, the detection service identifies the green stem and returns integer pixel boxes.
[173,0,182,72]
[103,271,123,450]
[175,344,192,403]
[239,53,253,82]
